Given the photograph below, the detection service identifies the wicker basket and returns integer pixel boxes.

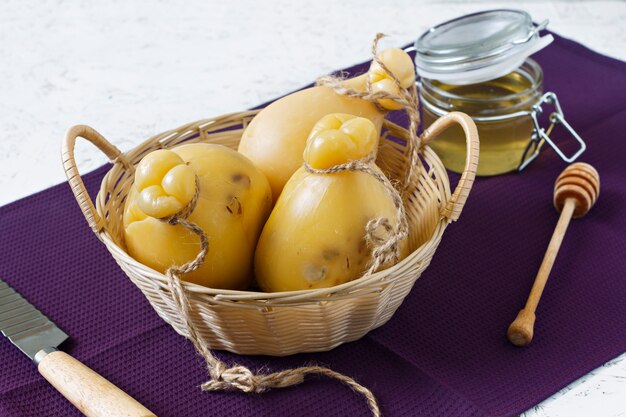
[62,110,478,356]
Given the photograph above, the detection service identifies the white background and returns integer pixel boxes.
[1,0,624,415]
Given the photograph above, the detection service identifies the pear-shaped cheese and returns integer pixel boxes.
[238,48,415,199]
[255,114,409,292]
[123,144,272,289]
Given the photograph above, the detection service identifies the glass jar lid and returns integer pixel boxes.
[414,9,553,85]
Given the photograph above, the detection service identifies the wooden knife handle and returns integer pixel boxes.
[38,350,156,417]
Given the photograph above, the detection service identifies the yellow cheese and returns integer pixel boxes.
[123,144,272,289]
[368,48,416,110]
[255,114,409,292]
[238,48,415,199]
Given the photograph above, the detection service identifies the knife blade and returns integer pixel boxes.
[0,280,69,359]
[1,279,156,417]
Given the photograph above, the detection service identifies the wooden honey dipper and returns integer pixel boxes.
[507,162,600,347]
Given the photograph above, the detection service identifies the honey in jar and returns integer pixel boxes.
[414,10,586,175]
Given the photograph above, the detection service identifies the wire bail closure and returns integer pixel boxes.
[512,19,549,46]
[519,92,587,171]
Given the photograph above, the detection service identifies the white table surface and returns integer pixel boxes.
[1,0,624,415]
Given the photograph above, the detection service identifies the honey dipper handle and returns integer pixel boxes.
[508,198,576,346]
[525,198,575,312]
[62,125,129,234]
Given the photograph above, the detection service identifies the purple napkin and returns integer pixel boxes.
[1,32,625,417]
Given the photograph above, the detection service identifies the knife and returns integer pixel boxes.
[0,278,156,417]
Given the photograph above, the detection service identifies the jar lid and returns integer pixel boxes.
[414,9,553,85]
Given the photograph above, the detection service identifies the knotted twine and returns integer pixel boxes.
[316,32,422,193]
[158,33,421,417]
[303,154,408,276]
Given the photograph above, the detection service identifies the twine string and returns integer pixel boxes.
[157,177,380,416]
[316,32,421,191]
[303,157,408,276]
[156,33,422,417]
[312,32,421,275]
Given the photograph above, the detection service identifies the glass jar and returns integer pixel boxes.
[414,10,586,175]
[421,58,543,175]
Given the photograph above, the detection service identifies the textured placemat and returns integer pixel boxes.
[1,32,625,416]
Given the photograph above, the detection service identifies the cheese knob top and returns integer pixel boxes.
[134,149,196,218]
[303,114,378,170]
[368,48,416,110]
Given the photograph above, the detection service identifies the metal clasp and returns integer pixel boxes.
[512,19,549,45]
[518,92,586,171]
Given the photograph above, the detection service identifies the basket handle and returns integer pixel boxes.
[62,125,125,234]
[420,111,479,222]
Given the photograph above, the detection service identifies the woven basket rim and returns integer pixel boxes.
[64,109,478,305]
[93,117,454,303]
